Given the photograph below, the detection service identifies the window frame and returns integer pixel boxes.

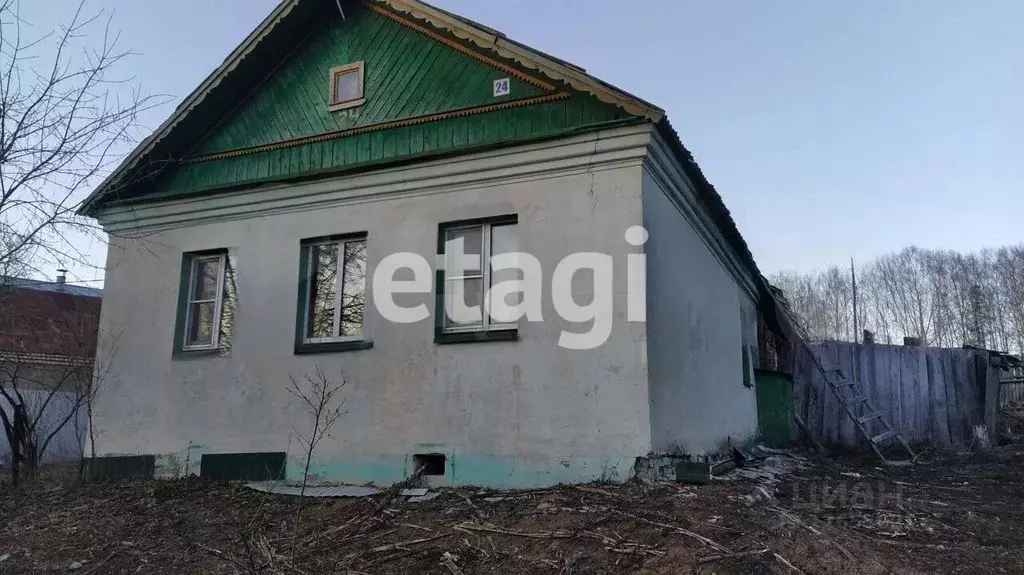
[295,233,373,355]
[327,61,365,111]
[178,251,227,353]
[436,216,519,343]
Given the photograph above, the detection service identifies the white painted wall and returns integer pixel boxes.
[92,127,653,487]
[0,388,85,465]
[642,163,760,458]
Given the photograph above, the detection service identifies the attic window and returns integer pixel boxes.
[328,62,365,111]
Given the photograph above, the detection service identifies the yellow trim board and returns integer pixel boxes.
[365,2,555,92]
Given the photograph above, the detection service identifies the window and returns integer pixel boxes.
[183,252,226,350]
[438,218,519,341]
[742,345,752,387]
[298,235,367,350]
[327,62,365,111]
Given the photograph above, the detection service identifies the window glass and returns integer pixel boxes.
[441,220,517,332]
[445,227,482,276]
[340,239,366,337]
[191,258,220,301]
[446,276,484,327]
[303,237,366,342]
[188,301,216,346]
[333,69,360,103]
[306,243,339,339]
[489,223,522,309]
[184,254,224,349]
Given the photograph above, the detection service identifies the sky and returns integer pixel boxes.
[20,0,1024,285]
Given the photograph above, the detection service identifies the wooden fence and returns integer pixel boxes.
[1000,366,1024,408]
[793,342,1000,450]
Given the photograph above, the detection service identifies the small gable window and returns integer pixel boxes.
[328,62,365,111]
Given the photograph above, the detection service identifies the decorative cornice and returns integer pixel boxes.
[364,2,554,92]
[185,92,571,164]
[99,124,654,235]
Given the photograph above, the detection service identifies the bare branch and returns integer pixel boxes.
[0,0,169,276]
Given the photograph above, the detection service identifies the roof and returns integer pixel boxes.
[79,0,663,216]
[2,277,103,298]
[78,0,768,307]
[0,281,102,357]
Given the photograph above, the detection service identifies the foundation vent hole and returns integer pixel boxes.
[413,453,445,476]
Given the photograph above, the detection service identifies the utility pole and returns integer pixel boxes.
[851,257,859,345]
[851,257,860,383]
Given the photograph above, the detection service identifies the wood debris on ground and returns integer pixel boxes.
[2,445,1024,573]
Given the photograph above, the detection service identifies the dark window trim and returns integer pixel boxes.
[173,248,229,358]
[434,215,519,344]
[300,231,368,247]
[295,340,374,355]
[435,328,518,345]
[294,232,370,355]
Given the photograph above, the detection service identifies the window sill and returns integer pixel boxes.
[327,97,365,112]
[294,340,374,355]
[172,348,224,360]
[435,329,518,345]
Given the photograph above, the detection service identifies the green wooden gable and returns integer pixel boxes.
[119,1,637,203]
[197,5,547,155]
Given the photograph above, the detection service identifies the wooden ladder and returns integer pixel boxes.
[820,365,916,465]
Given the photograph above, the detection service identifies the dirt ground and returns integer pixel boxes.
[2,445,1024,574]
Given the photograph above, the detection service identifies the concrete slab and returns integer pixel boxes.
[245,483,433,498]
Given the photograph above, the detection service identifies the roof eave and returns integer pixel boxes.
[653,117,771,308]
[78,0,305,216]
[380,0,664,121]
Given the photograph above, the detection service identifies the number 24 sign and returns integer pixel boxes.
[493,78,510,97]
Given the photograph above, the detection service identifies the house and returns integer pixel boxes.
[80,0,776,487]
[0,274,102,464]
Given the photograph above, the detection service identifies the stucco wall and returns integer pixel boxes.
[642,167,759,457]
[92,129,653,488]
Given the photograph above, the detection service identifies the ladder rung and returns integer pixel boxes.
[848,395,868,404]
[871,429,900,444]
[858,411,883,424]
[834,381,856,388]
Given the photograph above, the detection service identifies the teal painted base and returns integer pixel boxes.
[288,452,637,489]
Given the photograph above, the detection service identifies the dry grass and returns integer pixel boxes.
[2,446,1023,574]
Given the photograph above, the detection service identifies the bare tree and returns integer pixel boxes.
[772,243,1024,355]
[287,366,347,523]
[0,0,163,277]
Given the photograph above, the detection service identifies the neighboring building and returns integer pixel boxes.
[80,0,775,487]
[0,274,102,464]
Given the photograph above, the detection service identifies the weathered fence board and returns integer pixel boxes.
[793,342,997,450]
[1000,366,1024,407]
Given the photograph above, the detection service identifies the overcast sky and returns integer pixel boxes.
[23,0,1024,285]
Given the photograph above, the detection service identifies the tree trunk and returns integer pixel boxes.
[11,404,25,488]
